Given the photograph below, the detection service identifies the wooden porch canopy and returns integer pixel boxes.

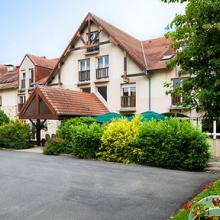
[19,86,108,120]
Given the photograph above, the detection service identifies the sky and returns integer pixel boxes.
[0,0,186,65]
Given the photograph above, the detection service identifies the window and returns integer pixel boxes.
[97,86,107,101]
[79,59,90,71]
[81,87,91,93]
[21,72,26,89]
[96,56,109,79]
[121,84,136,108]
[18,95,26,111]
[29,69,34,85]
[0,96,2,107]
[79,59,90,81]
[87,31,99,52]
[171,78,187,106]
[97,56,109,69]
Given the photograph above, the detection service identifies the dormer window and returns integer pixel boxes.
[87,31,99,53]
[161,54,173,61]
[29,69,34,86]
[21,72,26,89]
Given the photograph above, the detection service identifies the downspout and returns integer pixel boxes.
[141,41,151,111]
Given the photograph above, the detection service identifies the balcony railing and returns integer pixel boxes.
[21,79,25,89]
[171,95,181,106]
[121,96,136,108]
[79,70,90,82]
[96,67,109,79]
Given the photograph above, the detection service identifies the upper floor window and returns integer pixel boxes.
[18,95,26,111]
[96,56,109,79]
[21,72,26,89]
[87,31,99,53]
[29,69,34,85]
[79,59,90,82]
[121,84,136,108]
[171,77,188,106]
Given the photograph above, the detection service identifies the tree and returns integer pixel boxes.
[162,0,220,119]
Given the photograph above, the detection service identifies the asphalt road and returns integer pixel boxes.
[0,150,219,220]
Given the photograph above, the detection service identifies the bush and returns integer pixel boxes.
[0,110,9,126]
[0,120,31,149]
[43,137,69,155]
[44,117,102,157]
[71,123,103,159]
[135,118,210,170]
[57,117,96,149]
[97,117,142,163]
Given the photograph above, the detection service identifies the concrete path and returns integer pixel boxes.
[16,147,43,153]
[0,150,219,220]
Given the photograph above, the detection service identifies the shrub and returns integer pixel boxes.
[0,120,31,149]
[43,137,69,155]
[57,117,96,149]
[0,110,9,126]
[97,117,142,163]
[71,123,103,159]
[135,118,210,170]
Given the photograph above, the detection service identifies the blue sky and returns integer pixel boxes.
[0,0,185,65]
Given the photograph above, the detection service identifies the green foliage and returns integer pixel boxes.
[97,117,142,163]
[57,117,96,149]
[0,110,9,126]
[71,123,103,159]
[45,117,102,157]
[43,137,69,155]
[170,179,220,219]
[136,118,210,170]
[97,117,210,170]
[0,120,31,149]
[163,0,220,119]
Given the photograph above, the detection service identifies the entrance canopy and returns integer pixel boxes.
[19,86,108,120]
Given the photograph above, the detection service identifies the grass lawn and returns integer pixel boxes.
[170,178,220,219]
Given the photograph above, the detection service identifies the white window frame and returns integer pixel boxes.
[121,84,136,96]
[79,59,90,71]
[97,55,109,69]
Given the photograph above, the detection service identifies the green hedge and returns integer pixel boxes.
[44,117,103,158]
[0,120,31,149]
[43,116,210,171]
[0,110,9,126]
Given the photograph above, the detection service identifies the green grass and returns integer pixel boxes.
[170,178,220,219]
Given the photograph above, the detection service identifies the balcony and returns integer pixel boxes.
[79,70,90,82]
[121,96,136,108]
[21,79,26,89]
[96,67,109,79]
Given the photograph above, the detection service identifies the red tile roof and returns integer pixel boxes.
[47,13,175,83]
[0,66,19,90]
[143,37,175,70]
[40,87,108,116]
[27,54,58,69]
[0,65,8,76]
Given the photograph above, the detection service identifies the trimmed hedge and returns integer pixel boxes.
[0,120,31,149]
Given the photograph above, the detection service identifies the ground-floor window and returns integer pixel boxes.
[97,86,107,101]
[121,84,136,108]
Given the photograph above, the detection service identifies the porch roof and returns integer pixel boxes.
[19,86,108,120]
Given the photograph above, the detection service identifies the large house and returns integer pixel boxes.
[2,13,199,144]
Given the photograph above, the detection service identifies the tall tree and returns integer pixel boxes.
[162,0,220,119]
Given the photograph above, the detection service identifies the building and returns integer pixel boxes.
[17,12,198,145]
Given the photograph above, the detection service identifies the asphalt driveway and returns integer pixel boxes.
[0,151,219,220]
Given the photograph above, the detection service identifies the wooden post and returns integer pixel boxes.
[36,119,41,146]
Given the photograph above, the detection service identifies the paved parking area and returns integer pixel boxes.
[0,150,219,220]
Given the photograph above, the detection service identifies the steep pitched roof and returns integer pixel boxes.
[143,37,175,70]
[47,13,174,83]
[0,66,19,90]
[27,54,58,69]
[19,86,108,119]
[0,65,8,76]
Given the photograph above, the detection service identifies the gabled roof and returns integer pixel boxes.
[0,66,19,90]
[47,13,174,83]
[19,86,109,120]
[27,54,58,69]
